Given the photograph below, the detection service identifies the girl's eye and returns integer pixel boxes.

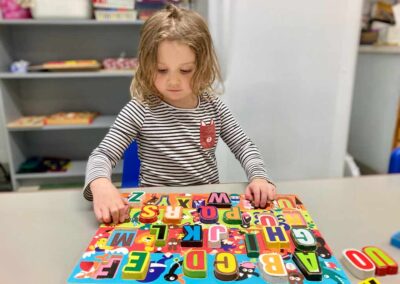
[181,69,192,74]
[157,69,167,73]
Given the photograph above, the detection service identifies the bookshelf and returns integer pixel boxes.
[0,20,142,190]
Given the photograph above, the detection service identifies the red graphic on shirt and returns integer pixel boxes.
[200,119,216,149]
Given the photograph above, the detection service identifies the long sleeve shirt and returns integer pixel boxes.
[84,94,270,201]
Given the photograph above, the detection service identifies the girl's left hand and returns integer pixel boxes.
[245,178,276,208]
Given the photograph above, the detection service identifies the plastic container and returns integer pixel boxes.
[388,147,400,173]
[30,0,92,19]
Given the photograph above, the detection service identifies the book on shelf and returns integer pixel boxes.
[7,112,100,128]
[44,112,99,125]
[7,116,45,128]
[94,9,138,21]
[92,0,135,10]
[29,60,101,72]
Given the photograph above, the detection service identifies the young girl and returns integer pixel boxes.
[84,4,276,224]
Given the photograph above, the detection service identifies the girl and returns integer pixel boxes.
[84,4,276,224]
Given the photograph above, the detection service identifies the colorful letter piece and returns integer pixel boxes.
[183,250,207,278]
[391,231,400,249]
[222,207,242,225]
[359,277,381,284]
[293,251,322,281]
[290,228,317,251]
[362,246,398,276]
[150,224,168,247]
[138,205,159,223]
[342,249,376,279]
[107,229,136,247]
[181,225,203,247]
[192,198,206,209]
[258,253,288,283]
[258,213,278,226]
[128,191,145,205]
[208,225,228,248]
[95,255,122,279]
[176,197,191,208]
[198,206,219,224]
[214,252,239,281]
[155,195,171,206]
[276,196,297,209]
[122,251,150,280]
[262,226,290,250]
[163,206,183,224]
[244,233,259,258]
[207,192,231,208]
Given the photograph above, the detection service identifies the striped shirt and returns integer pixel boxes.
[84,94,270,201]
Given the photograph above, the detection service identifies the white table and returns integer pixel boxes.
[1,175,400,283]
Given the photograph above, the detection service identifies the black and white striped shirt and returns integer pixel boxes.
[84,95,269,201]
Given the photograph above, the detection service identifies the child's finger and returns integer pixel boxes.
[119,207,127,223]
[101,207,111,224]
[94,207,103,223]
[124,204,131,221]
[245,187,253,201]
[268,187,276,201]
[110,206,120,224]
[252,187,261,207]
[259,189,268,208]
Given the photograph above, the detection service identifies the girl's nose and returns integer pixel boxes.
[167,74,180,86]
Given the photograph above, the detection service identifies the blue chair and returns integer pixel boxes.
[388,147,400,173]
[121,141,140,188]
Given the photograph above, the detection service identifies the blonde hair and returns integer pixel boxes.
[130,4,222,103]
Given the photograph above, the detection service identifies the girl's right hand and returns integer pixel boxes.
[90,178,130,224]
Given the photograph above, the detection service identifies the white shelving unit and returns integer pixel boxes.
[0,20,143,190]
[348,45,400,173]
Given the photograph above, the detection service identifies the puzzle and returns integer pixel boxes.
[68,192,351,283]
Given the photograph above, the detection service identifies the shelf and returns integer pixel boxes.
[359,45,400,54]
[15,160,122,179]
[0,71,134,79]
[8,115,117,132]
[0,19,144,26]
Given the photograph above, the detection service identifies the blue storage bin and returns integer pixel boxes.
[388,147,400,173]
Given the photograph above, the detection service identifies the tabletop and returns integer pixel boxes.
[1,174,400,283]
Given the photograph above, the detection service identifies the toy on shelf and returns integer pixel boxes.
[0,0,31,19]
[44,112,98,125]
[28,60,102,72]
[93,0,137,21]
[102,56,138,70]
[94,8,137,21]
[68,192,352,283]
[30,0,92,20]
[9,60,30,73]
[17,156,70,173]
[7,116,45,128]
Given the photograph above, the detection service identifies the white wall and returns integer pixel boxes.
[209,0,363,182]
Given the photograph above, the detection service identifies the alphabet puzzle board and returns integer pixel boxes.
[68,192,351,283]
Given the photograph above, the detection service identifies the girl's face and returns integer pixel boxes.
[155,40,197,109]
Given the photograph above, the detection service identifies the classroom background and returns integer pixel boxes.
[0,0,399,192]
